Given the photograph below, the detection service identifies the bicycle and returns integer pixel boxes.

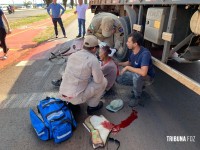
[48,47,71,61]
[48,37,84,61]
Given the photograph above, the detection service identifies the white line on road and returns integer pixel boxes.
[16,60,35,66]
[0,92,59,109]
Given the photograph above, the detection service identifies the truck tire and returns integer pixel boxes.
[116,16,131,61]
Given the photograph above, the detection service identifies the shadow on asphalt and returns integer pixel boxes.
[21,44,37,50]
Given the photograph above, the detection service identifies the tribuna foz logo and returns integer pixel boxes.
[166,136,195,142]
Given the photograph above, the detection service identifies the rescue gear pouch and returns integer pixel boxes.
[29,109,49,141]
[30,97,77,143]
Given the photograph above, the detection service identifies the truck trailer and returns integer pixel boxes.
[90,0,200,95]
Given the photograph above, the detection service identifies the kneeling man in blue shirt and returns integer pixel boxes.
[117,31,155,107]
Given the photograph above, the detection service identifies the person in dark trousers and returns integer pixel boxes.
[116,32,155,107]
[74,0,89,38]
[0,8,11,60]
[47,0,66,38]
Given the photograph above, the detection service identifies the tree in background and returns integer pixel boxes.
[63,0,67,9]
[43,0,52,6]
[11,0,15,9]
[70,0,74,9]
[23,1,32,7]
[43,0,80,8]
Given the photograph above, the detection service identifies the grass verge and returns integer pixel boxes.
[10,14,49,29]
[10,9,74,29]
[33,13,77,44]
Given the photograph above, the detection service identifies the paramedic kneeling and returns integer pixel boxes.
[116,32,155,107]
[59,35,107,115]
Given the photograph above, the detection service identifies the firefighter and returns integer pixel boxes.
[87,12,124,54]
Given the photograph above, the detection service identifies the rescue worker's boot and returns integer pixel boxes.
[87,101,103,115]
[128,96,141,107]
[67,103,81,120]
[51,78,62,87]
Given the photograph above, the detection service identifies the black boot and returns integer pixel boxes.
[76,35,81,38]
[87,101,103,115]
[51,78,62,87]
[67,103,81,119]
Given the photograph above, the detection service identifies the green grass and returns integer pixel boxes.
[33,13,77,44]
[10,14,49,29]
[10,9,74,29]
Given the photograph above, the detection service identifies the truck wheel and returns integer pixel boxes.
[116,16,131,61]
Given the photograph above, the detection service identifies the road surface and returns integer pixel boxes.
[5,9,47,22]
[5,8,72,22]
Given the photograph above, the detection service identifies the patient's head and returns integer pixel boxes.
[99,46,112,61]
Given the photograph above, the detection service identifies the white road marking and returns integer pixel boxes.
[34,64,53,77]
[0,94,17,109]
[16,61,35,66]
[0,92,59,109]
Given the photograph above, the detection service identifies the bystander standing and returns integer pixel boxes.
[0,8,11,60]
[47,0,67,38]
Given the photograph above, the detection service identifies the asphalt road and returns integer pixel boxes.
[0,10,199,150]
[0,45,199,150]
[5,9,48,22]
